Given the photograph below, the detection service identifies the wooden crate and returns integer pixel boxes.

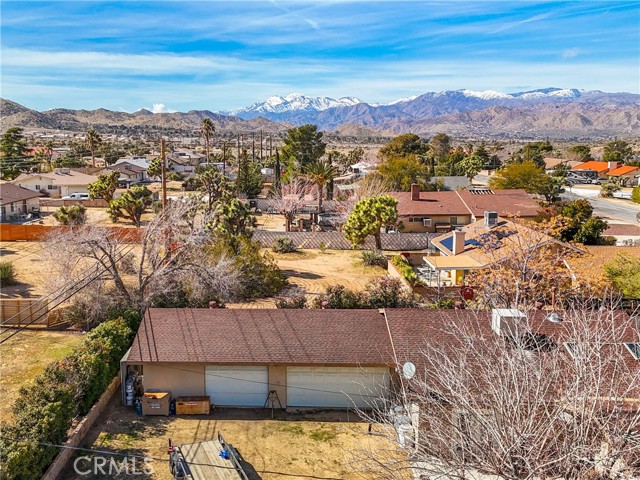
[176,396,210,415]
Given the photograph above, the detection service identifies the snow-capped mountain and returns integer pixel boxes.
[224,93,363,117]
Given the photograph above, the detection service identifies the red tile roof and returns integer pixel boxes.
[606,165,640,176]
[572,161,610,173]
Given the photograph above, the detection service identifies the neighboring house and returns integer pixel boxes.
[169,151,205,176]
[391,185,540,233]
[602,225,640,246]
[115,156,151,170]
[12,169,100,198]
[543,157,583,172]
[107,162,147,182]
[0,183,42,222]
[606,165,640,187]
[121,307,639,410]
[571,161,620,180]
[421,214,582,286]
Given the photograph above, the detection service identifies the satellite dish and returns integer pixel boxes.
[402,362,416,380]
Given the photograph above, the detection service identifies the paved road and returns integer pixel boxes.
[472,174,640,224]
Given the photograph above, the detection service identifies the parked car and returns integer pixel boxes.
[61,193,90,200]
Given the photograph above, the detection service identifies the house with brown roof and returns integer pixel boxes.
[606,165,640,187]
[121,307,639,411]
[391,185,540,233]
[420,215,582,286]
[12,168,100,198]
[0,183,42,222]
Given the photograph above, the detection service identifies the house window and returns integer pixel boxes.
[47,185,56,190]
[625,343,640,361]
[422,218,432,227]
[10,204,15,212]
[450,216,458,225]
[35,185,40,190]
[408,217,422,223]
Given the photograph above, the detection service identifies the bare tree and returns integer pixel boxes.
[354,306,639,480]
[43,201,240,325]
[269,180,311,232]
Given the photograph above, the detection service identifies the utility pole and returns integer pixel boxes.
[269,136,273,158]
[259,130,263,161]
[222,141,227,177]
[237,133,241,161]
[251,132,255,162]
[160,138,167,211]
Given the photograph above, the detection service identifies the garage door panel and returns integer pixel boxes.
[287,366,390,408]
[205,365,268,407]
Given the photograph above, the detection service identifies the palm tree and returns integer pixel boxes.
[301,160,337,214]
[85,128,101,167]
[200,118,215,162]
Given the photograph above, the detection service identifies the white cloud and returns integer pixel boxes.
[562,48,582,59]
[151,103,174,114]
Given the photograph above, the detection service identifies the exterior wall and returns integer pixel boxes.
[400,214,471,233]
[143,362,205,398]
[268,365,287,408]
[60,185,91,197]
[1,198,40,220]
[14,177,60,196]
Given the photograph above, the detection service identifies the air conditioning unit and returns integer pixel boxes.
[422,218,432,227]
[484,211,498,227]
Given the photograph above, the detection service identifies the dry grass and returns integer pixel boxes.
[65,397,401,480]
[0,329,84,423]
[0,241,50,298]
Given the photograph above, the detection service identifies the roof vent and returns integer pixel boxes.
[491,308,526,337]
[484,211,498,227]
[469,187,494,195]
[546,312,562,323]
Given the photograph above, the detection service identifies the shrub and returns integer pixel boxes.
[0,261,18,286]
[311,284,364,309]
[53,204,86,225]
[632,186,640,205]
[318,241,327,253]
[361,250,388,268]
[364,276,418,308]
[599,181,620,198]
[276,295,308,309]
[390,255,419,285]
[272,236,297,253]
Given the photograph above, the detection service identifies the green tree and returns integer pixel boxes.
[281,124,326,171]
[209,197,253,253]
[428,133,451,164]
[631,186,640,204]
[108,185,153,227]
[376,154,431,191]
[434,148,465,177]
[53,204,86,225]
[200,118,215,161]
[565,145,592,162]
[458,154,484,181]
[196,165,229,213]
[0,126,27,158]
[88,171,120,202]
[301,159,337,213]
[378,133,428,161]
[489,161,551,194]
[604,253,640,297]
[573,216,608,245]
[85,128,102,167]
[344,195,398,250]
[600,181,621,198]
[603,139,632,163]
[235,150,263,198]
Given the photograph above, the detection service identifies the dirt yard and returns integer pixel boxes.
[0,241,51,298]
[0,329,84,423]
[64,396,404,480]
[227,249,387,308]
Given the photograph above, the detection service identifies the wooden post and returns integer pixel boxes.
[160,138,167,211]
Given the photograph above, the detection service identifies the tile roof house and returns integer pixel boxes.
[12,169,100,198]
[421,215,583,286]
[391,185,540,233]
[0,183,42,222]
[572,161,622,179]
[606,165,640,186]
[122,307,639,410]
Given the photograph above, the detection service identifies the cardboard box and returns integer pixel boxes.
[141,392,170,416]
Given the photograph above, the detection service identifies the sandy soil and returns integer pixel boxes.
[0,329,84,423]
[0,241,51,297]
[64,395,404,480]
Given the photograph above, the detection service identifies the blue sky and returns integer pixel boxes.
[1,1,638,112]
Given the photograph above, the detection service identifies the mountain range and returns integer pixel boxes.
[2,88,639,139]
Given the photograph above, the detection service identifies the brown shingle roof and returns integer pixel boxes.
[391,191,469,216]
[129,308,394,365]
[0,183,42,206]
[456,188,540,218]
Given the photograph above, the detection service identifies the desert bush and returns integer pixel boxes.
[390,255,419,285]
[275,295,308,309]
[311,284,364,309]
[272,236,297,253]
[364,276,418,308]
[361,250,388,268]
[53,204,86,225]
[0,261,18,286]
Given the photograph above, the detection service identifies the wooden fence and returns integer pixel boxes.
[0,298,49,327]
[40,199,109,208]
[0,224,143,242]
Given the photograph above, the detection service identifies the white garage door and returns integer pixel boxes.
[287,366,390,408]
[205,366,269,407]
